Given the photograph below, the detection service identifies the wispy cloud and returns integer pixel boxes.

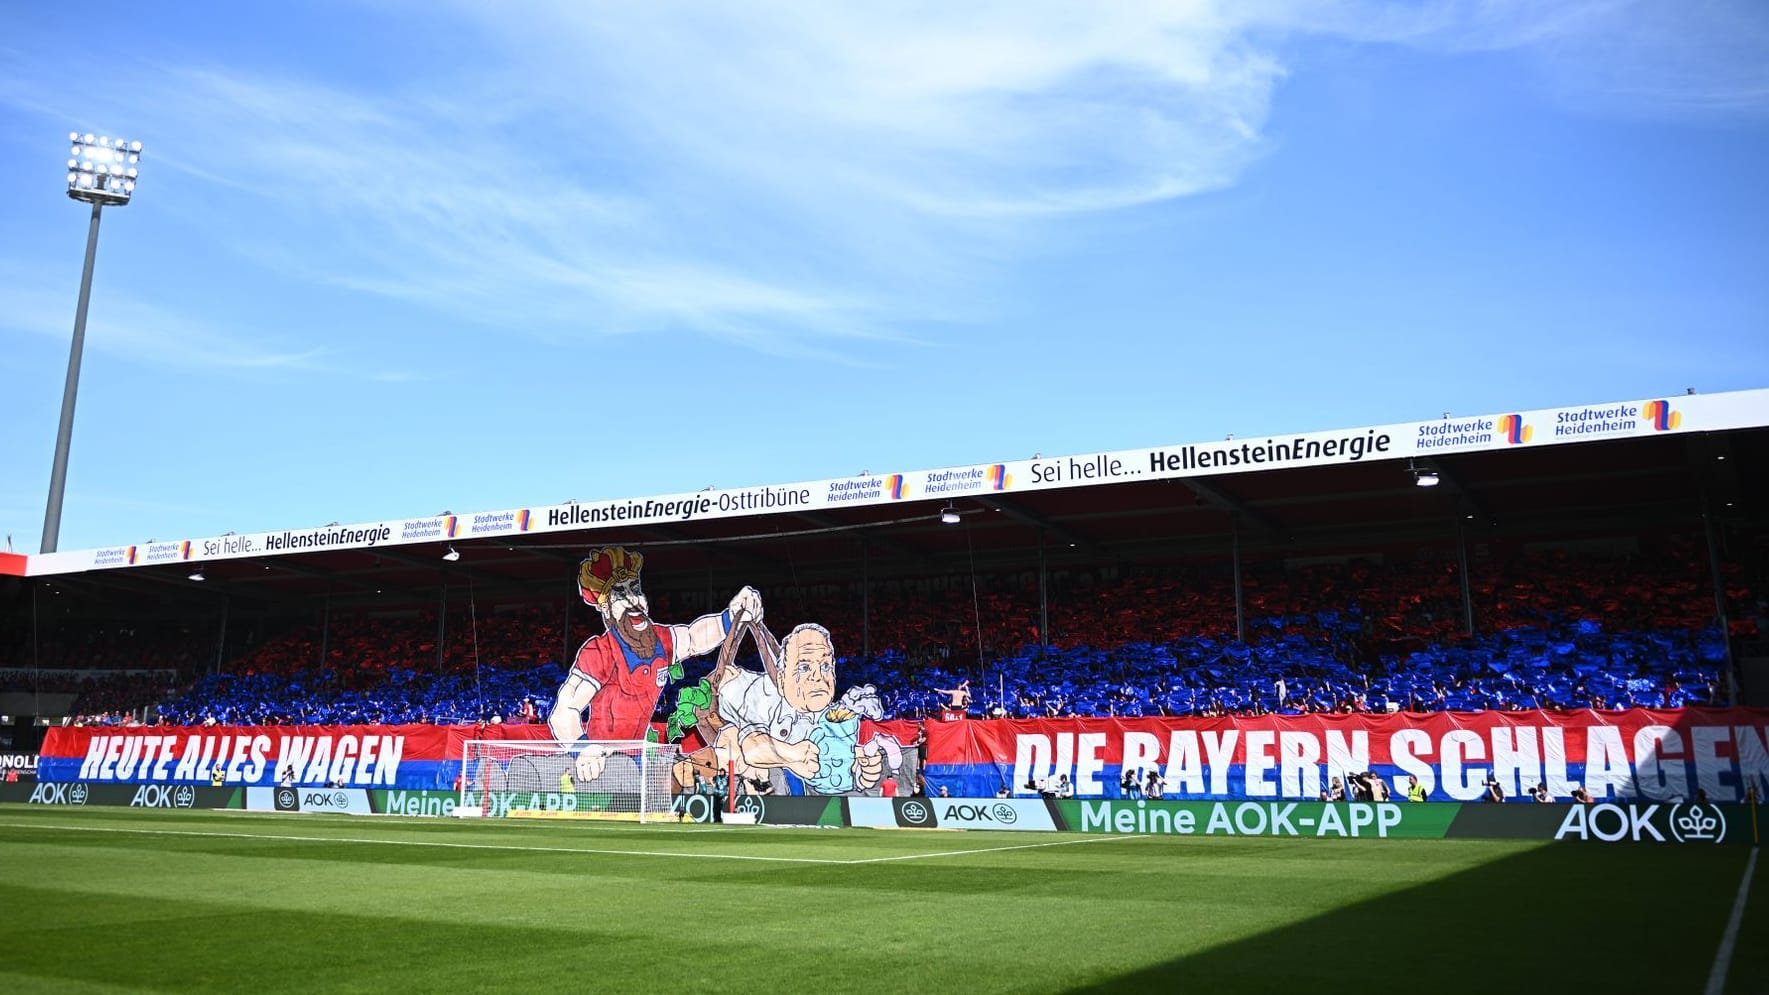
[2,1,1762,358]
[0,264,420,379]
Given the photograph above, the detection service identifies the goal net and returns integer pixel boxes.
[459,740,679,823]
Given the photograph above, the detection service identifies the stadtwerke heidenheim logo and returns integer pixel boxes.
[1498,414,1532,445]
[1643,400,1681,432]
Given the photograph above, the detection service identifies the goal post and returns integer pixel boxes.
[459,739,680,823]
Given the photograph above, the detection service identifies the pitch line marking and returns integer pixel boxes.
[1704,846,1758,995]
[845,833,1152,864]
[0,821,844,865]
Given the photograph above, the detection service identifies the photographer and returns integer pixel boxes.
[1483,776,1505,803]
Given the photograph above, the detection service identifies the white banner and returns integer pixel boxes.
[28,388,1769,577]
[847,796,1058,831]
[246,786,373,814]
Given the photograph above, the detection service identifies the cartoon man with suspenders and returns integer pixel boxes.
[549,546,763,783]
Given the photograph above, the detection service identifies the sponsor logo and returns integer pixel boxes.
[484,791,581,816]
[28,782,88,805]
[400,518,450,541]
[141,541,187,564]
[936,802,1019,825]
[673,794,718,824]
[0,753,38,773]
[733,795,765,821]
[1416,419,1496,451]
[887,474,906,500]
[263,525,391,552]
[93,547,132,567]
[516,510,531,532]
[1644,400,1681,432]
[1498,414,1532,445]
[1553,802,1726,844]
[825,476,896,504]
[1550,404,1644,439]
[129,784,197,808]
[380,791,458,818]
[1077,801,1404,838]
[275,787,298,811]
[1669,803,1724,844]
[923,468,989,496]
[298,790,353,811]
[898,799,933,827]
[988,464,1012,490]
[468,511,521,535]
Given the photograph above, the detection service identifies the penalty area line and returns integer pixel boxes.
[845,833,1152,865]
[0,821,843,865]
[1704,846,1758,995]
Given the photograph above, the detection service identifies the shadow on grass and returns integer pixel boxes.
[1066,842,1757,995]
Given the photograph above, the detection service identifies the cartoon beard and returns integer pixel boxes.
[611,605,660,660]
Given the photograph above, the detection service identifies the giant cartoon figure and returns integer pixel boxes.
[712,622,899,794]
[550,546,762,783]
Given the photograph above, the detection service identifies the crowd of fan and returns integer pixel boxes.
[7,541,1759,727]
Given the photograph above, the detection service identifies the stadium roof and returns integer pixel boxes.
[7,389,1767,616]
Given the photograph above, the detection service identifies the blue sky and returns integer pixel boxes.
[2,0,1766,553]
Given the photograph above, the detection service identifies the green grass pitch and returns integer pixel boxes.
[0,804,1760,993]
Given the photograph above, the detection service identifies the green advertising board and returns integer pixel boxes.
[1054,799,1458,839]
[1052,799,1755,845]
[0,781,241,809]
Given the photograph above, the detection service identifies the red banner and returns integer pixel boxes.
[37,709,1769,802]
[878,707,1769,803]
[37,722,668,789]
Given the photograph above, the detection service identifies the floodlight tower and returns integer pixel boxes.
[41,133,142,554]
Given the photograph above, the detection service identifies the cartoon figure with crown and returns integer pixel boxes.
[549,546,762,783]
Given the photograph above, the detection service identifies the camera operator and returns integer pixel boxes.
[1483,776,1505,803]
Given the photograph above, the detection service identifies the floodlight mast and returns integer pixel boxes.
[42,133,142,554]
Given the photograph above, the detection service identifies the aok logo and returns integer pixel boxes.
[673,793,719,824]
[941,803,1018,824]
[29,782,88,805]
[1643,400,1681,432]
[1498,414,1532,445]
[733,795,765,822]
[130,784,197,808]
[898,800,933,826]
[1554,802,1726,844]
[302,791,351,810]
[274,788,299,811]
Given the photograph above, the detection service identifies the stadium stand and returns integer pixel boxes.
[7,534,1753,728]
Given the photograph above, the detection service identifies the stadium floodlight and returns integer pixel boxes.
[66,134,142,206]
[940,504,962,525]
[443,546,461,562]
[41,131,144,554]
[1408,459,1440,488]
[188,568,205,582]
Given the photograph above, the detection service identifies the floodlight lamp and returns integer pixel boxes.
[1414,470,1440,488]
[443,546,461,562]
[66,131,142,205]
[188,569,206,582]
[940,504,961,525]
